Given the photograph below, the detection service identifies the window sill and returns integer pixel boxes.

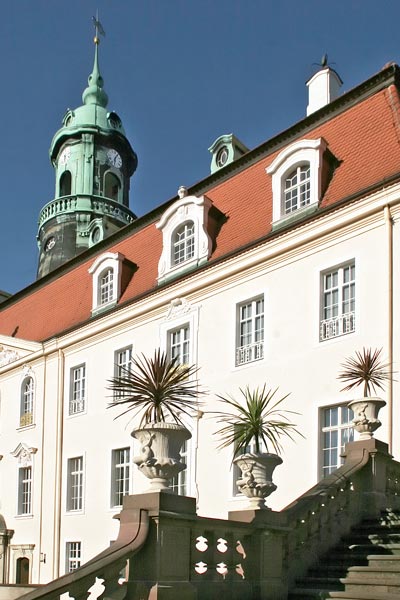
[272,202,318,231]
[91,299,117,317]
[16,423,36,432]
[15,514,33,520]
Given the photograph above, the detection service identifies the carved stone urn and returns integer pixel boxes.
[132,422,191,491]
[233,452,283,509]
[348,397,386,440]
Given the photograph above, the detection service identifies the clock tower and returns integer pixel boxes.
[36,32,137,278]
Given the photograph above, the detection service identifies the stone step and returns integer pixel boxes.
[346,565,400,580]
[328,591,397,600]
[367,554,400,567]
[341,576,400,594]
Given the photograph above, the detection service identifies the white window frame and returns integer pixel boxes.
[66,456,84,512]
[283,164,311,214]
[20,376,34,428]
[113,346,132,400]
[320,404,354,477]
[266,138,326,224]
[156,192,212,284]
[88,252,125,314]
[235,295,264,367]
[17,466,32,516]
[170,440,188,496]
[65,541,81,573]
[168,324,191,365]
[69,364,86,415]
[110,447,131,508]
[320,261,355,341]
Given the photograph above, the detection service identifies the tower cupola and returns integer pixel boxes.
[36,24,137,279]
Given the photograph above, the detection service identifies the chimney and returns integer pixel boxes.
[306,67,342,116]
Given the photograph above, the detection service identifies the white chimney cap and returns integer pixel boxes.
[306,67,343,116]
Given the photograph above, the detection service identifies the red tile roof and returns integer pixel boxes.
[1,68,400,342]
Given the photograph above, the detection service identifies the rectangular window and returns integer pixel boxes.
[170,440,188,495]
[111,448,130,507]
[69,365,86,415]
[18,466,32,515]
[67,457,83,511]
[168,325,190,365]
[113,347,132,400]
[321,405,354,477]
[236,296,264,366]
[65,542,81,573]
[320,262,355,341]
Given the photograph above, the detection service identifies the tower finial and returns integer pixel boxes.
[82,14,108,107]
[92,12,106,45]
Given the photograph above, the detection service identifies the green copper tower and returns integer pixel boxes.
[37,29,137,278]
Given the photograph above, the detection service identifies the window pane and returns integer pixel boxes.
[236,296,264,366]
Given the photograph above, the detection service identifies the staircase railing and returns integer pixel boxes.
[14,438,400,600]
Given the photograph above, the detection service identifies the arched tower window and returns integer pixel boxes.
[60,171,72,197]
[172,222,195,265]
[283,164,310,214]
[99,268,114,305]
[104,172,121,202]
[16,557,30,584]
[20,377,34,427]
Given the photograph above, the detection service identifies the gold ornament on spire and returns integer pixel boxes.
[92,12,106,45]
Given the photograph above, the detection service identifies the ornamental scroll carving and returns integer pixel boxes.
[166,298,192,320]
[0,346,20,367]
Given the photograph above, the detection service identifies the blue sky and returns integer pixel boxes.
[2,1,400,293]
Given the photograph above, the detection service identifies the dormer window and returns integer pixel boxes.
[173,222,195,265]
[284,164,311,214]
[266,138,326,227]
[156,187,213,284]
[88,252,125,314]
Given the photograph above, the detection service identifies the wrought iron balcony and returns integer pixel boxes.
[320,311,355,341]
[235,341,264,366]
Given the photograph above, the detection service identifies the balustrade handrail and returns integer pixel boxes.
[18,507,149,600]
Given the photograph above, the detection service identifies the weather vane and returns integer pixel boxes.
[312,53,336,69]
[92,11,106,45]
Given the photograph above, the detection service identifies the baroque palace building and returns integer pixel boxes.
[0,35,400,586]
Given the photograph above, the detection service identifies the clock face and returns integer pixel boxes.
[45,237,56,252]
[107,149,122,169]
[59,147,71,166]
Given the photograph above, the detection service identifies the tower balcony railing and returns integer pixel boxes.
[320,311,355,341]
[38,195,135,229]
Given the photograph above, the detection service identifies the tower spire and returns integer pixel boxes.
[82,15,108,107]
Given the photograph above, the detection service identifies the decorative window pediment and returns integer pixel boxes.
[156,187,213,284]
[88,252,125,315]
[266,138,326,227]
[11,443,37,466]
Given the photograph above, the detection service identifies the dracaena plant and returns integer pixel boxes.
[108,349,200,426]
[213,384,304,457]
[338,347,393,397]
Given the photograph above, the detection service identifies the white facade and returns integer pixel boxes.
[1,61,400,584]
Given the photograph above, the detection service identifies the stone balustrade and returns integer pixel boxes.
[38,196,135,229]
[12,438,400,600]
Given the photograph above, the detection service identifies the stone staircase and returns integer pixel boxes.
[288,510,400,599]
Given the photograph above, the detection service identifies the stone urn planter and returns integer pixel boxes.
[108,349,200,493]
[338,347,392,441]
[233,452,283,509]
[132,422,191,491]
[348,397,386,440]
[213,384,303,510]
